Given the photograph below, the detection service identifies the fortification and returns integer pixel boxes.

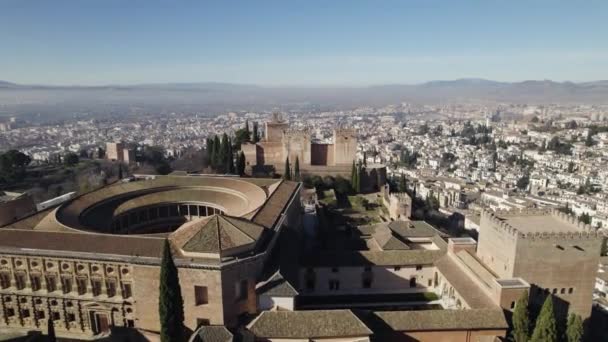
[332,128,357,165]
[477,208,603,319]
[243,114,358,176]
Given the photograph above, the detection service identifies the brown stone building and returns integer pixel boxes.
[0,175,301,339]
[241,113,357,176]
[478,209,604,320]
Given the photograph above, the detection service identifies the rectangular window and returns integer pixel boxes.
[31,274,42,291]
[77,277,88,295]
[122,282,132,298]
[394,266,401,271]
[62,276,72,294]
[428,279,433,287]
[6,308,15,317]
[21,309,30,318]
[52,312,60,320]
[362,277,372,289]
[194,286,208,305]
[45,275,57,292]
[235,280,248,301]
[91,278,102,296]
[416,265,423,271]
[329,280,340,291]
[37,311,45,319]
[569,288,574,294]
[331,267,339,273]
[15,272,26,290]
[196,318,210,327]
[0,272,10,289]
[67,313,76,322]
[106,279,117,297]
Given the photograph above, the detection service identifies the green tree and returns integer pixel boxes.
[252,121,260,143]
[207,137,215,167]
[294,156,301,181]
[237,151,246,176]
[283,157,291,180]
[516,175,530,190]
[585,133,594,147]
[64,152,79,166]
[578,212,591,225]
[398,174,408,193]
[0,150,31,184]
[566,313,583,342]
[212,135,221,169]
[350,160,357,191]
[159,239,184,342]
[531,296,558,342]
[355,163,362,193]
[511,290,530,342]
[47,318,56,342]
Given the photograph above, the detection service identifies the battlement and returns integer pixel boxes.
[481,208,602,240]
[283,128,311,139]
[390,192,412,203]
[333,127,357,138]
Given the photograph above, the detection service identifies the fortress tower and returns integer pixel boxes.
[332,128,357,165]
[477,209,603,319]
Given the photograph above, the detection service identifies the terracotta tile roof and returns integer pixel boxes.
[435,255,496,309]
[252,180,299,228]
[247,310,372,338]
[0,229,163,258]
[256,271,298,297]
[177,215,264,255]
[372,309,508,331]
[302,249,444,267]
[191,325,233,342]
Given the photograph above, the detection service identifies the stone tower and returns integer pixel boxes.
[332,128,357,165]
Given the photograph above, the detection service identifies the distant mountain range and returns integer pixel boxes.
[1,78,607,120]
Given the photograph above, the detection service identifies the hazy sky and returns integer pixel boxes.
[1,0,607,86]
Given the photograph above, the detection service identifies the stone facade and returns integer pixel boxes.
[0,192,36,227]
[0,255,135,338]
[477,209,604,319]
[0,176,302,339]
[243,114,357,175]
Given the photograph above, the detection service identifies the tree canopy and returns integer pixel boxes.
[159,239,184,342]
[511,290,530,342]
[530,296,558,342]
[0,150,31,185]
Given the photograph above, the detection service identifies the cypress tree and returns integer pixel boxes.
[566,313,583,342]
[511,290,530,342]
[212,135,221,169]
[47,318,56,342]
[227,141,235,174]
[252,122,260,142]
[237,151,246,176]
[206,137,214,166]
[159,239,184,342]
[355,163,362,193]
[118,163,123,180]
[350,160,357,191]
[531,296,558,342]
[244,120,250,136]
[294,156,301,181]
[283,157,291,180]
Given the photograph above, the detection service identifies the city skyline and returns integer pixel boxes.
[1,0,608,86]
